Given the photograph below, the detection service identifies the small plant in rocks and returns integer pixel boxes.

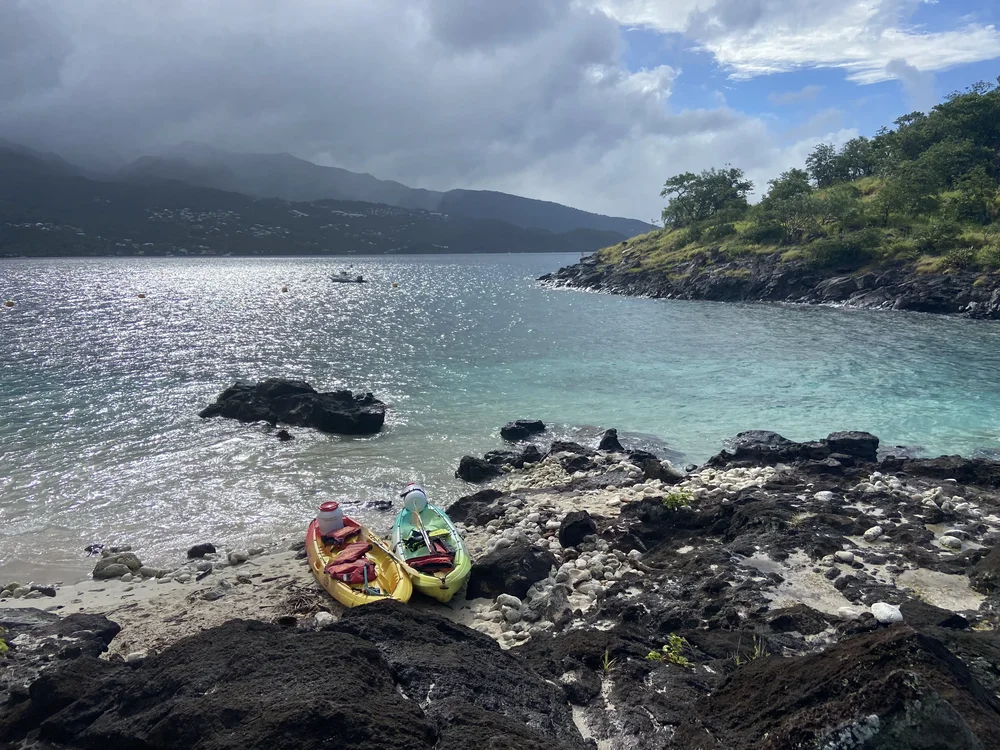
[600,648,617,675]
[733,632,767,666]
[646,633,692,667]
[0,627,8,657]
[662,489,693,511]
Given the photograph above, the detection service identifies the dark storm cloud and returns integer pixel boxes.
[0,0,820,217]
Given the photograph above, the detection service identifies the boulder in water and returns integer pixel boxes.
[199,379,385,435]
[500,420,546,442]
[598,428,624,452]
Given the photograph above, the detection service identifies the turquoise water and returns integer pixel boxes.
[2,253,1000,580]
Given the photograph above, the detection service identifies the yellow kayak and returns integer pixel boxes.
[391,487,471,603]
[306,517,412,608]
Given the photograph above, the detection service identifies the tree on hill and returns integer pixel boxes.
[659,167,754,228]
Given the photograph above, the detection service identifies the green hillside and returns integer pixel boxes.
[597,78,1000,280]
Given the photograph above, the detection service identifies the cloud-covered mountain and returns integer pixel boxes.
[0,143,628,258]
[119,144,651,237]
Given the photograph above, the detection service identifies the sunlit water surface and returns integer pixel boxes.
[2,254,999,581]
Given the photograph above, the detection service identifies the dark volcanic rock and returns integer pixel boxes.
[674,626,1000,749]
[826,430,880,462]
[483,444,543,469]
[4,608,584,750]
[708,430,879,469]
[969,546,1000,594]
[335,604,581,747]
[500,420,546,442]
[598,428,624,452]
[899,599,970,630]
[541,251,1000,320]
[447,489,505,525]
[559,510,598,549]
[548,440,593,457]
[456,455,503,483]
[199,379,386,435]
[766,604,831,635]
[467,542,558,600]
[880,455,1000,487]
[186,543,216,559]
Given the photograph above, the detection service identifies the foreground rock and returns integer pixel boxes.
[541,251,1000,319]
[447,428,1000,748]
[467,542,558,600]
[673,626,1000,748]
[199,378,386,435]
[1,604,584,750]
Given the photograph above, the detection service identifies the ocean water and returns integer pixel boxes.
[2,253,1000,581]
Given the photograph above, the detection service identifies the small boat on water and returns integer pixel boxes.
[391,484,471,603]
[330,271,365,283]
[306,502,412,607]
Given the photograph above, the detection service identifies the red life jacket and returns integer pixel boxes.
[324,542,376,584]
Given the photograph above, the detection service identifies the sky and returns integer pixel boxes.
[2,1,999,221]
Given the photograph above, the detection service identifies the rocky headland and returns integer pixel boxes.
[4,428,1000,749]
[541,250,1000,319]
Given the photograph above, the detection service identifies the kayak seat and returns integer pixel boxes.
[322,522,361,546]
[408,554,454,572]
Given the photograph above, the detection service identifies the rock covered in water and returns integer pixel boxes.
[199,378,386,435]
[500,419,546,442]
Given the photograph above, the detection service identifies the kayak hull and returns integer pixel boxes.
[306,518,412,608]
[391,503,471,603]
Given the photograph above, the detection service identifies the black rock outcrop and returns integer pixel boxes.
[1,605,585,750]
[541,252,1000,320]
[467,542,558,600]
[598,428,624,452]
[500,420,546,442]
[455,456,503,483]
[199,379,385,435]
[559,510,597,548]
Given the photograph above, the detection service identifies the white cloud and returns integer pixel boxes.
[598,0,1000,84]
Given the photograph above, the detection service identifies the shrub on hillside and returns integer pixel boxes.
[703,223,737,242]
[913,220,962,254]
[742,222,787,245]
[807,230,880,270]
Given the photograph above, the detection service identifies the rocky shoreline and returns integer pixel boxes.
[4,428,1000,748]
[540,252,1000,319]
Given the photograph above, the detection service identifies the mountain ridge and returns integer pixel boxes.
[0,143,626,258]
[118,142,651,236]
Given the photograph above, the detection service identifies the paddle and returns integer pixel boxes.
[412,509,434,553]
